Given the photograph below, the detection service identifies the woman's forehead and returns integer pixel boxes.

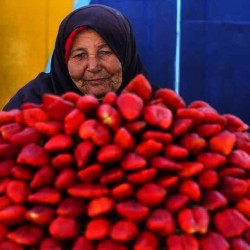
[72,29,108,47]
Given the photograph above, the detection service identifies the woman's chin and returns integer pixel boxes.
[87,89,107,99]
[79,84,116,99]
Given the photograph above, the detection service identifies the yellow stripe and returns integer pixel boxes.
[0,0,73,110]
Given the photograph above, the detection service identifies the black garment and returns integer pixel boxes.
[3,4,149,111]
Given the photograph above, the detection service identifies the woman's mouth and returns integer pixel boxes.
[84,78,109,85]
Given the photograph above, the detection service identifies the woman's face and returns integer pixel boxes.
[67,29,122,99]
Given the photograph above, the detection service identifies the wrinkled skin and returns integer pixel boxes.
[67,29,122,99]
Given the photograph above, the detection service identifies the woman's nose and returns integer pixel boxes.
[87,54,101,71]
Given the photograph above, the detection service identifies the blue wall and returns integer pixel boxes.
[180,0,250,124]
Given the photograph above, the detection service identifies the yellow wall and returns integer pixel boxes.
[0,0,73,110]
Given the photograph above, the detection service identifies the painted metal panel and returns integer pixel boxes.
[0,0,72,110]
[181,0,250,124]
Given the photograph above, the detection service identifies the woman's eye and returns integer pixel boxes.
[74,53,87,59]
[98,50,113,57]
[71,51,113,61]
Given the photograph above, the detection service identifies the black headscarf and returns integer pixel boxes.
[3,4,147,110]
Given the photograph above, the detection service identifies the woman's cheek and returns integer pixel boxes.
[68,62,84,80]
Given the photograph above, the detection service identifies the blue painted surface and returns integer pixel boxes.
[182,0,250,22]
[73,0,91,9]
[45,57,51,73]
[180,0,250,124]
[175,0,181,94]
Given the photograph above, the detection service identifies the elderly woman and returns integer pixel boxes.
[3,4,149,110]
